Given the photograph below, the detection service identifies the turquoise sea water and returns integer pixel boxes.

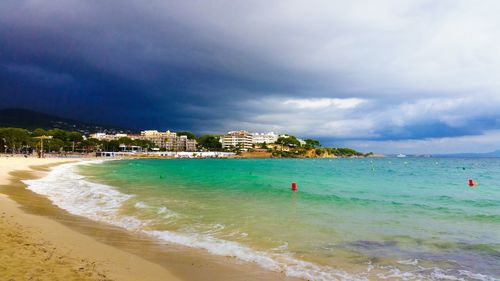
[30,158,500,280]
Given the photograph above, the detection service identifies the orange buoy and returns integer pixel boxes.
[468,179,475,187]
[291,182,297,191]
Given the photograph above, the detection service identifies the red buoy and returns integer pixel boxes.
[468,179,475,187]
[291,182,297,191]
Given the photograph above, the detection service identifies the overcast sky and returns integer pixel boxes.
[1,0,500,153]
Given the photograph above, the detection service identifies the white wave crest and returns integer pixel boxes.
[134,201,149,209]
[23,161,147,230]
[377,265,499,281]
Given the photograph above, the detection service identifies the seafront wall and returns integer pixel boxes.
[96,151,236,158]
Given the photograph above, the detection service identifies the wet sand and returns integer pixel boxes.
[0,156,299,281]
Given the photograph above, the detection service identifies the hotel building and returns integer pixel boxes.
[139,130,197,151]
[251,132,278,144]
[90,130,197,151]
[220,130,253,150]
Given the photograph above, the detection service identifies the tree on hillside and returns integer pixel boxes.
[177,131,196,140]
[67,131,83,142]
[47,129,68,141]
[101,140,120,152]
[46,138,65,153]
[276,135,301,147]
[197,134,222,150]
[67,131,83,152]
[304,138,321,149]
[117,137,134,145]
[45,129,81,151]
[132,139,156,149]
[0,128,31,153]
[81,138,100,153]
[32,128,48,137]
[256,142,268,149]
[334,147,363,157]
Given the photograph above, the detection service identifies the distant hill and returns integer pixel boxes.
[0,108,135,134]
[434,150,500,158]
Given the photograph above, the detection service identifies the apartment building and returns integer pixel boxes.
[139,130,197,151]
[89,133,128,141]
[251,132,278,144]
[220,130,253,150]
[177,135,197,151]
[139,130,175,148]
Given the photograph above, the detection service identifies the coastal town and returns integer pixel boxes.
[91,130,298,153]
[0,127,370,158]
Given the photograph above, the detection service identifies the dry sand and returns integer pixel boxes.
[0,156,182,281]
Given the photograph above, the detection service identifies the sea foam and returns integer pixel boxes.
[23,160,146,230]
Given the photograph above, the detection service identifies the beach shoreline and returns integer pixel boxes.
[0,156,299,281]
[0,156,185,281]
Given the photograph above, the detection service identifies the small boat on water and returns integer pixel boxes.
[396,153,407,158]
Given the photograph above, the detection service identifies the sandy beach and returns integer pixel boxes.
[0,156,300,281]
[0,156,183,281]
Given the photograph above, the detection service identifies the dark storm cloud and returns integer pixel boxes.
[0,0,323,128]
[1,0,500,153]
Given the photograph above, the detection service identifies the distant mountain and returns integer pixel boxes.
[0,108,135,134]
[434,150,500,158]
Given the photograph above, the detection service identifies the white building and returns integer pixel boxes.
[90,133,106,140]
[251,132,278,144]
[89,133,128,141]
[140,130,164,137]
[220,130,253,150]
